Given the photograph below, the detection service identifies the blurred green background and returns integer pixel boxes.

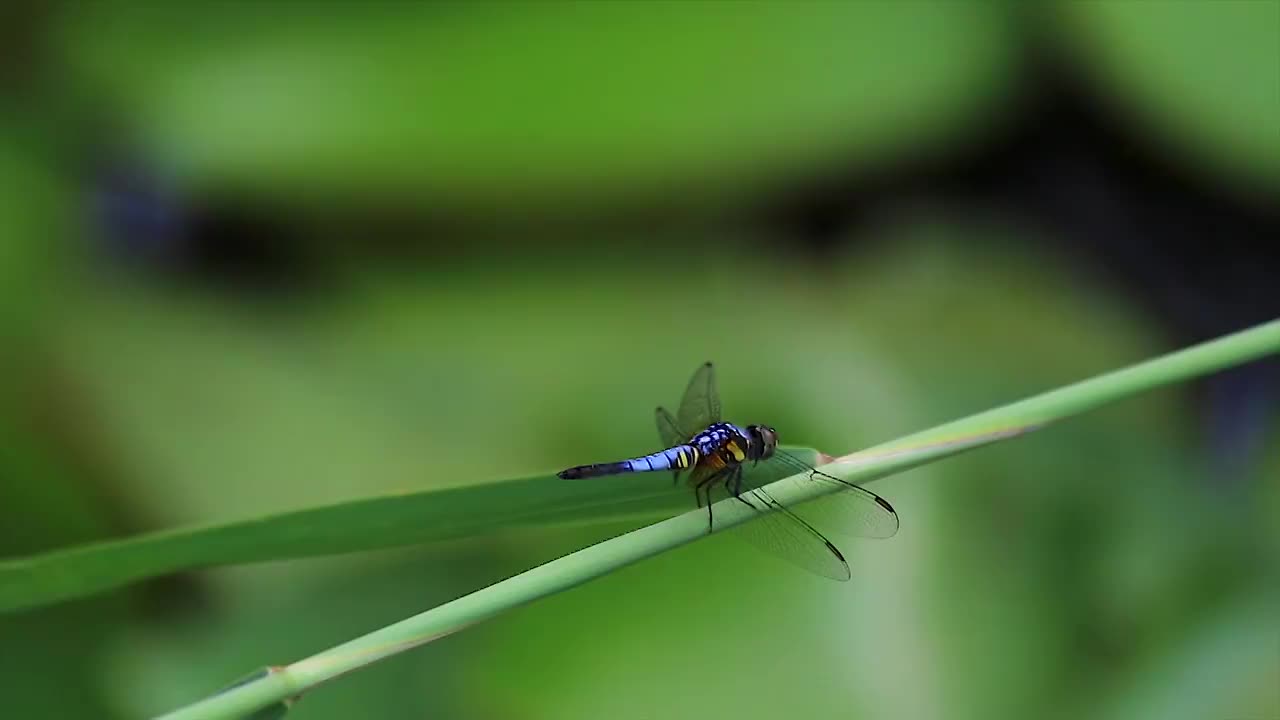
[1,3,1277,719]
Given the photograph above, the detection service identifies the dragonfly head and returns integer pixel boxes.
[745,424,779,462]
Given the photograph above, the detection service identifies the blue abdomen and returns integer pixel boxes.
[624,445,693,473]
[558,443,698,480]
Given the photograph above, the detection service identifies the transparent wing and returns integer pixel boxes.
[654,405,689,448]
[720,486,852,581]
[748,450,900,540]
[676,361,721,434]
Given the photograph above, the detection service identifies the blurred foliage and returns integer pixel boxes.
[0,133,128,719]
[1,2,1277,720]
[50,2,1019,210]
[1055,0,1280,194]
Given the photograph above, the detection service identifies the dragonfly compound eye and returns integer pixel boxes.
[746,424,778,460]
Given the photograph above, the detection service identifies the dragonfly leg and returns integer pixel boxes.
[726,466,760,510]
[694,468,730,533]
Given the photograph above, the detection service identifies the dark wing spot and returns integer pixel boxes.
[824,540,847,562]
[874,496,896,514]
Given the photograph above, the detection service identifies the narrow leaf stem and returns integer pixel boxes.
[156,319,1279,720]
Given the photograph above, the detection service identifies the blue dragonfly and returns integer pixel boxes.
[558,362,899,580]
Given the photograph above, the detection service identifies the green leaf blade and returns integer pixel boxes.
[0,446,830,613]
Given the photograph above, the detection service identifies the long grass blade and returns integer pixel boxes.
[154,319,1279,720]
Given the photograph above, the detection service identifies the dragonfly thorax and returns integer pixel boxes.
[691,422,778,464]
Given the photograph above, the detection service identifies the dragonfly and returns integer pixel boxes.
[557,362,899,580]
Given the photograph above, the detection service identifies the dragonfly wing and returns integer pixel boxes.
[723,487,852,581]
[792,477,900,539]
[676,361,721,434]
[755,450,900,540]
[655,405,689,447]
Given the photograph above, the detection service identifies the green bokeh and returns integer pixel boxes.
[1055,0,1280,194]
[52,3,1017,209]
[3,3,1277,719]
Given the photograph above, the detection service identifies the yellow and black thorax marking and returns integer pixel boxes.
[685,421,752,481]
